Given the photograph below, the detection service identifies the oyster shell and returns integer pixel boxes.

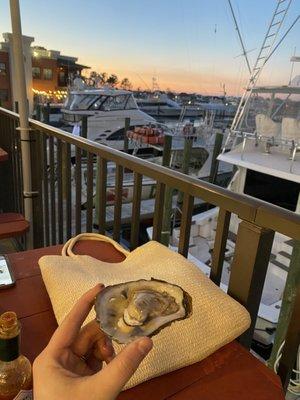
[95,279,192,344]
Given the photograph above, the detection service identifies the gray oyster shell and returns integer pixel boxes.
[95,279,192,344]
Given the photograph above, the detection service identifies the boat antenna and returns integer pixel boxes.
[227,0,252,75]
[135,73,151,91]
[289,47,297,84]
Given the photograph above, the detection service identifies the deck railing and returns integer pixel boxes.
[0,106,299,389]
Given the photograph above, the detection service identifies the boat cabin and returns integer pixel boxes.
[62,88,138,122]
[219,83,300,212]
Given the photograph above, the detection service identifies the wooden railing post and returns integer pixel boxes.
[209,132,223,184]
[124,117,130,153]
[277,281,300,392]
[160,134,173,246]
[268,240,300,370]
[210,209,231,285]
[228,220,275,348]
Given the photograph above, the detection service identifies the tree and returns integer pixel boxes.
[120,78,132,90]
[106,74,119,87]
[88,71,107,87]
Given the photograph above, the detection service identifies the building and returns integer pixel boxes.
[0,33,89,112]
[31,45,89,92]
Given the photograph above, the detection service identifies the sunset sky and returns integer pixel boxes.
[1,0,299,95]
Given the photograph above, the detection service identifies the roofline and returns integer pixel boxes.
[69,88,132,95]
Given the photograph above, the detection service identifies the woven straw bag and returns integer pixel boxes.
[39,233,250,390]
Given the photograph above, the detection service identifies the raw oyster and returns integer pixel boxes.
[95,279,192,344]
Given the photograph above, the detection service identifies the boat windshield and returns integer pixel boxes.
[96,94,137,111]
[64,93,138,111]
[64,94,99,111]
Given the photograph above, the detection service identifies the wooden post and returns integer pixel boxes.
[81,115,88,157]
[36,104,41,121]
[62,142,67,200]
[160,134,173,247]
[124,117,130,153]
[228,221,275,348]
[177,136,193,210]
[43,103,50,124]
[162,133,172,166]
[268,240,300,369]
[81,115,88,139]
[209,132,223,184]
[277,280,300,392]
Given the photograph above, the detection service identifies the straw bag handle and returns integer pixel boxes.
[61,233,130,257]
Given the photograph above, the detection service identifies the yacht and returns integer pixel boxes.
[136,93,182,117]
[61,87,156,150]
[137,92,236,121]
[163,77,300,351]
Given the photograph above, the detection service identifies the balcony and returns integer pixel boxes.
[0,106,300,398]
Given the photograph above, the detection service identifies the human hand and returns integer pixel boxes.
[33,284,153,400]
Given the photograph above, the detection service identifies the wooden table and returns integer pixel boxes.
[0,147,8,163]
[1,241,285,399]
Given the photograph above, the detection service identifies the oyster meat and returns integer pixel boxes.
[95,279,192,344]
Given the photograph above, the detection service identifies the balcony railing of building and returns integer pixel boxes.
[0,106,300,391]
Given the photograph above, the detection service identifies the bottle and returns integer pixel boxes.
[0,312,32,400]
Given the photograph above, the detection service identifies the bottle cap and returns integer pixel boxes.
[0,312,18,331]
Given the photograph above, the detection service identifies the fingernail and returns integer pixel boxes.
[106,354,115,363]
[104,337,114,351]
[137,337,153,356]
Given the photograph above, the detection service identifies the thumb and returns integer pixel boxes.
[93,337,153,398]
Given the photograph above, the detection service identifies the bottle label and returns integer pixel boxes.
[13,390,33,400]
[0,336,19,362]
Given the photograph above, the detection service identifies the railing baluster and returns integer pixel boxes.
[12,118,23,215]
[8,117,17,212]
[210,209,231,286]
[152,181,166,242]
[130,172,142,250]
[75,147,82,235]
[98,157,107,234]
[178,193,194,257]
[57,139,63,243]
[49,136,56,244]
[65,143,72,239]
[16,124,23,215]
[42,135,50,246]
[113,164,123,241]
[86,152,94,232]
[31,130,44,248]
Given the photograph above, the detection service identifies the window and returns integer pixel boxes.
[58,71,66,86]
[43,68,53,80]
[64,94,99,111]
[125,95,138,110]
[100,95,128,111]
[32,67,41,79]
[244,170,299,212]
[0,89,8,102]
[0,62,6,75]
[90,96,106,110]
[106,128,125,141]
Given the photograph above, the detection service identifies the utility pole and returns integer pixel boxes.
[10,0,34,248]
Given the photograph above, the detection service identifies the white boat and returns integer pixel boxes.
[137,93,201,118]
[136,93,183,117]
[163,78,300,349]
[61,87,156,150]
